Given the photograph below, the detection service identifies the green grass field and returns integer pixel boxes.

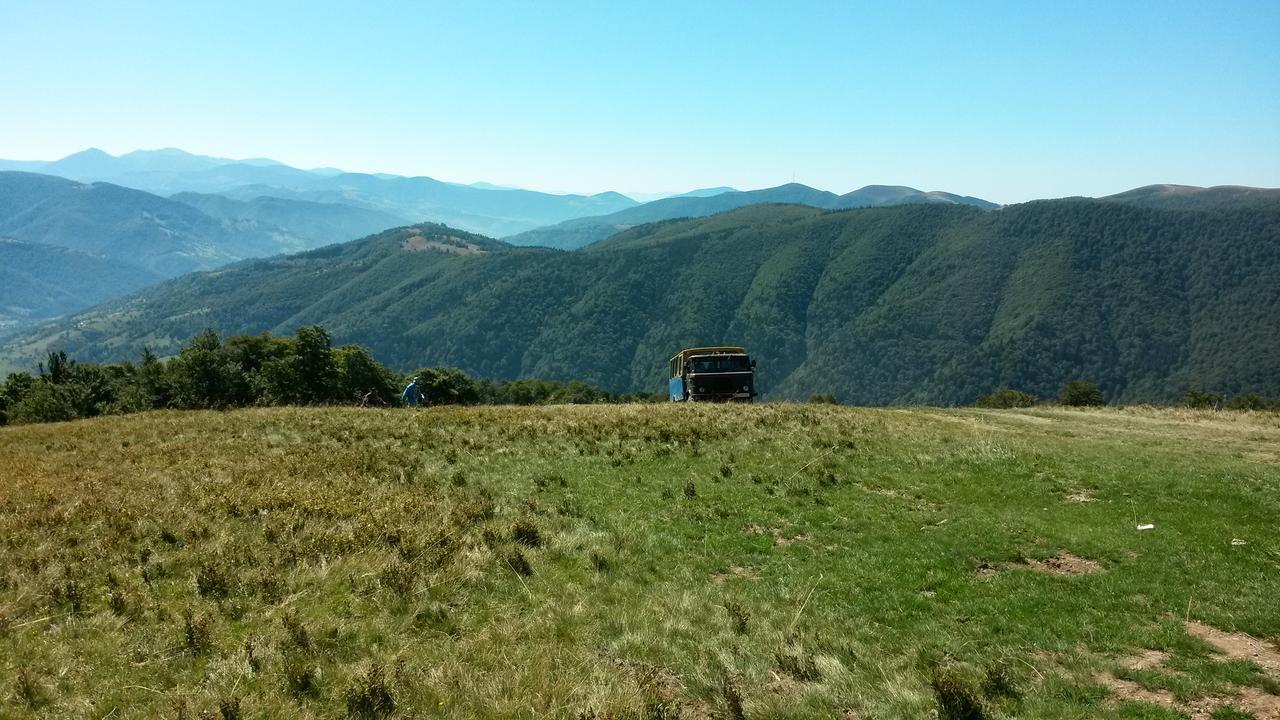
[1,405,1277,719]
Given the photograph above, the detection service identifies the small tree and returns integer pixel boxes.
[1,372,39,425]
[975,387,1036,409]
[293,326,340,403]
[40,350,73,385]
[137,347,174,408]
[412,367,480,406]
[335,345,399,405]
[168,330,243,409]
[1059,380,1104,407]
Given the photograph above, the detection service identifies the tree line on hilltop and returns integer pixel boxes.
[3,325,1276,427]
[0,326,660,426]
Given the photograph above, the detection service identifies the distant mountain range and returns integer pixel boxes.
[7,190,1276,404]
[0,148,1003,241]
[0,171,250,275]
[1100,184,1280,210]
[0,171,423,334]
[506,182,1000,249]
[0,171,416,274]
[0,148,640,238]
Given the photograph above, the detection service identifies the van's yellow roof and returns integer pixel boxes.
[670,346,746,362]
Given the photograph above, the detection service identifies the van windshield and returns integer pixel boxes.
[689,356,750,373]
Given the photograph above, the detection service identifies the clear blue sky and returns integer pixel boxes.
[1,1,1277,203]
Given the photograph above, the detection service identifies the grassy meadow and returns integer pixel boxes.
[0,404,1277,718]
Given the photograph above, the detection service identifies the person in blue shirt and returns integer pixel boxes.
[401,376,425,407]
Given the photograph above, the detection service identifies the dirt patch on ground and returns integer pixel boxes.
[1098,673,1280,719]
[976,552,1104,578]
[1125,649,1169,670]
[1065,490,1098,503]
[1186,620,1280,676]
[994,412,1055,425]
[1012,552,1104,575]
[711,565,758,584]
[1097,628,1280,719]
[744,524,812,546]
[1096,672,1178,708]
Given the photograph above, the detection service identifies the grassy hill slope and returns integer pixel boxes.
[6,198,1277,404]
[1,404,1276,718]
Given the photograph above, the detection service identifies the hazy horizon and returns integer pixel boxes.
[2,1,1277,204]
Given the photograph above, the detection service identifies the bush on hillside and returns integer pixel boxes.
[1224,393,1267,411]
[1182,388,1224,410]
[293,325,340,403]
[336,345,401,406]
[1059,380,1104,407]
[975,387,1036,409]
[411,367,481,406]
[168,330,249,409]
[0,371,38,426]
[7,381,80,424]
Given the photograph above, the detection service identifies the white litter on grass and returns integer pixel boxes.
[1231,538,1248,546]
[1136,524,1155,531]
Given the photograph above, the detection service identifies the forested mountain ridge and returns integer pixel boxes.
[5,198,1276,404]
[0,171,421,332]
[0,171,252,276]
[0,239,162,334]
[505,182,1000,250]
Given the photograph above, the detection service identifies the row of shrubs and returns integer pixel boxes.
[974,381,1279,410]
[0,326,661,426]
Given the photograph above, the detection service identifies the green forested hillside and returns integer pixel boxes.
[4,199,1278,404]
[0,171,274,275]
[0,240,162,335]
[506,183,999,249]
